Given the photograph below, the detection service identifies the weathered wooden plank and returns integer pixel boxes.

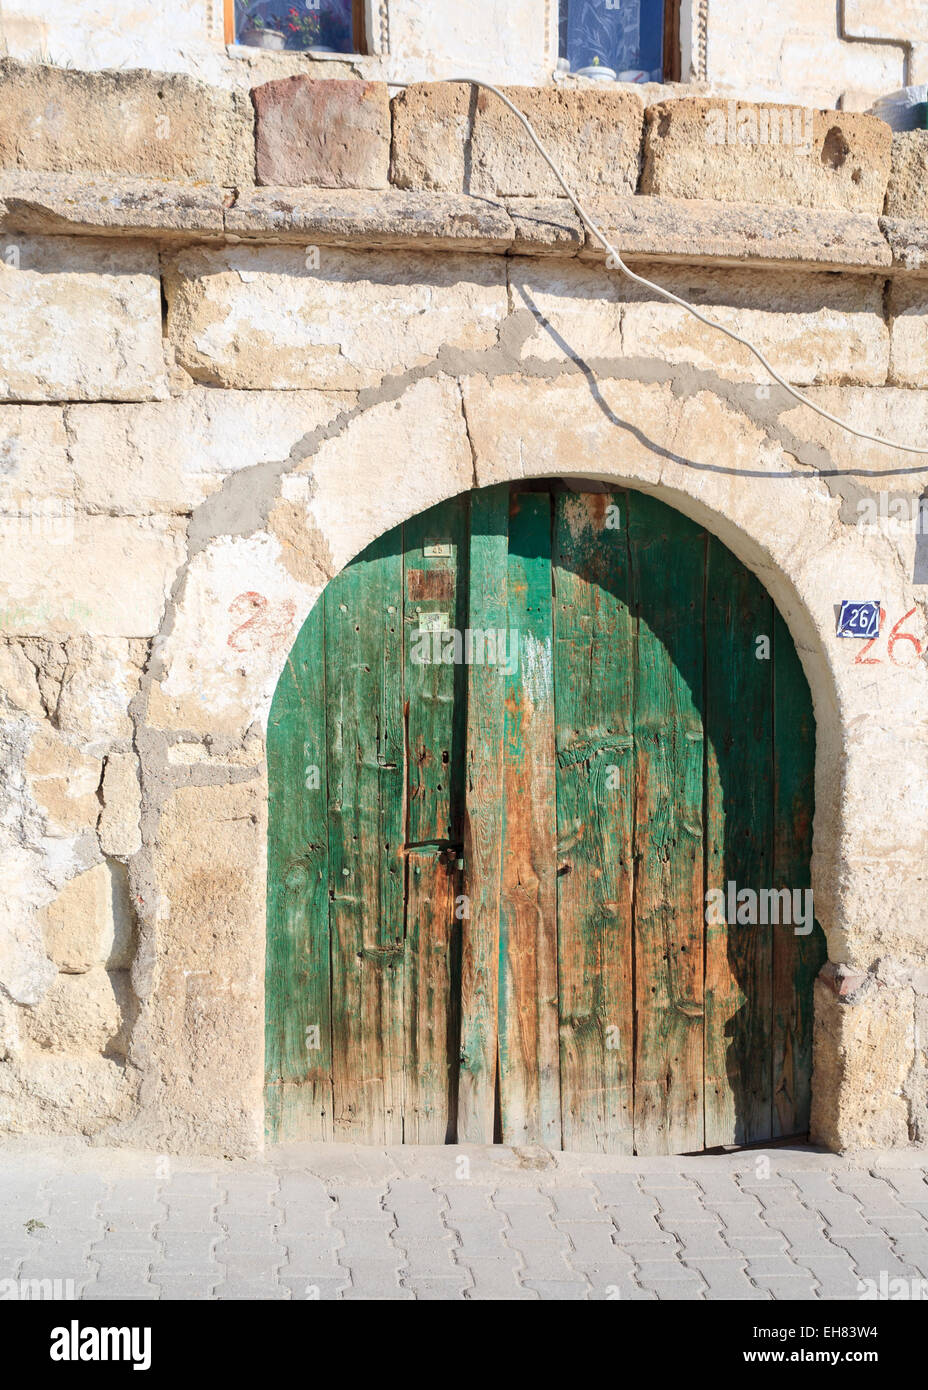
[629,492,705,1156]
[379,528,407,1141]
[265,597,332,1143]
[325,530,405,1143]
[458,484,509,1144]
[553,491,635,1153]
[704,538,774,1146]
[772,605,825,1137]
[402,498,469,1143]
[498,491,562,1148]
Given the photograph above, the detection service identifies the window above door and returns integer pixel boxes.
[227,0,366,55]
[559,0,680,83]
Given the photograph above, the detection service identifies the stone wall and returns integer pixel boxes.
[1,67,928,1155]
[0,0,922,108]
[2,59,926,219]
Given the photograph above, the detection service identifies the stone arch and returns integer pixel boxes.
[136,370,921,1155]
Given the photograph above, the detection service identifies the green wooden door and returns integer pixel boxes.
[266,484,825,1152]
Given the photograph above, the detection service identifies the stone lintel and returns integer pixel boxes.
[0,171,920,275]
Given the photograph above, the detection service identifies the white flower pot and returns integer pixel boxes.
[574,65,617,82]
[241,29,287,50]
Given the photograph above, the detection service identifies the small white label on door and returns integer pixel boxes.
[418,611,450,632]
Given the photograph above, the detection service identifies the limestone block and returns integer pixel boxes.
[0,824,58,1007]
[0,406,71,505]
[164,730,264,768]
[254,78,390,189]
[882,218,928,272]
[505,198,584,254]
[610,265,887,386]
[0,515,186,638]
[66,389,348,516]
[888,280,928,388]
[23,967,131,1056]
[25,728,101,836]
[581,196,891,271]
[0,237,167,403]
[0,1052,135,1135]
[391,83,645,200]
[0,637,147,741]
[811,976,914,1151]
[0,912,56,1009]
[97,754,142,859]
[5,643,66,724]
[139,779,267,1149]
[106,864,136,973]
[0,408,75,589]
[642,101,892,214]
[460,373,673,489]
[884,132,928,220]
[0,59,253,185]
[150,529,317,737]
[470,86,644,200]
[389,83,473,193]
[164,246,507,390]
[42,862,116,973]
[458,373,834,581]
[300,375,474,575]
[226,185,515,252]
[0,641,45,719]
[54,638,148,743]
[512,259,889,386]
[0,171,227,238]
[829,734,928,966]
[781,388,928,497]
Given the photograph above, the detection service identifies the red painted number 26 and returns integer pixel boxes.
[854,606,923,666]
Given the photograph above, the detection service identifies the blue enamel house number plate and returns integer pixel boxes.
[837,600,881,639]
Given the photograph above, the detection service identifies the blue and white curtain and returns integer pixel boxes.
[562,0,664,79]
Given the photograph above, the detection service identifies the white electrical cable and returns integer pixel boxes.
[430,78,928,458]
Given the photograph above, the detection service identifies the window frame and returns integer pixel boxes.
[224,0,368,55]
[662,0,681,83]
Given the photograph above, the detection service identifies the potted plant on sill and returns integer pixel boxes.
[237,3,288,50]
[576,54,618,82]
[282,6,322,50]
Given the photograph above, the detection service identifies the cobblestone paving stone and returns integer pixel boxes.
[0,1138,926,1301]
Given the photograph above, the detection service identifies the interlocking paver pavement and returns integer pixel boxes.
[1,1137,926,1300]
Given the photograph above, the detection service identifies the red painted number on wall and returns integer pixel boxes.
[228,592,296,653]
[854,606,922,667]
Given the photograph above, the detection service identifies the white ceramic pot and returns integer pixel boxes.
[574,65,618,82]
[241,29,287,50]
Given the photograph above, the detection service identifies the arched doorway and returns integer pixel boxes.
[265,483,825,1154]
